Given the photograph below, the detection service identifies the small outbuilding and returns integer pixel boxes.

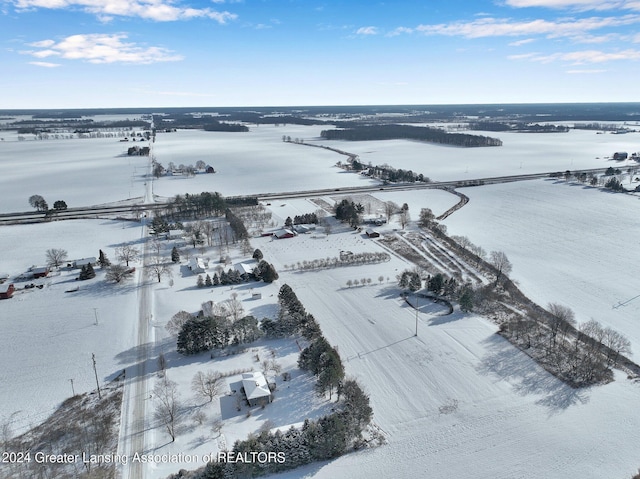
[0,283,15,299]
[365,229,380,238]
[613,151,628,161]
[30,266,50,278]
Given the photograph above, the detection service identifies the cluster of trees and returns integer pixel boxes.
[321,124,502,147]
[500,304,629,386]
[202,121,248,132]
[335,199,364,227]
[78,263,96,280]
[604,177,626,192]
[29,195,67,212]
[196,260,278,288]
[225,208,249,242]
[260,284,321,339]
[283,213,318,226]
[468,121,569,133]
[299,337,344,399]
[177,309,262,355]
[286,251,390,272]
[150,216,183,235]
[162,192,228,220]
[351,159,430,184]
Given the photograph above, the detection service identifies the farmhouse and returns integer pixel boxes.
[72,257,97,269]
[167,229,185,240]
[241,371,272,407]
[273,229,296,239]
[366,229,380,238]
[0,283,15,299]
[188,257,208,274]
[234,260,257,276]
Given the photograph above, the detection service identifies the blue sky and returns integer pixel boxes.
[2,0,640,108]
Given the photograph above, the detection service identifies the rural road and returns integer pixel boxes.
[118,149,155,479]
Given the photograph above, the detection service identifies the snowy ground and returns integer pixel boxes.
[0,219,143,434]
[3,123,640,479]
[442,178,640,361]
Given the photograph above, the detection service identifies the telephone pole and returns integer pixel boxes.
[92,353,102,399]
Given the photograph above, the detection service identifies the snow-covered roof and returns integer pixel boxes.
[242,371,271,400]
[273,228,295,238]
[188,257,208,272]
[73,257,96,267]
[0,283,13,293]
[234,261,257,275]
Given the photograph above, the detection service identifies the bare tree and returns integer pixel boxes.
[399,209,411,230]
[261,358,282,379]
[602,327,631,365]
[147,257,172,283]
[105,264,134,283]
[150,240,164,257]
[166,310,192,336]
[547,303,576,346]
[153,378,182,442]
[226,296,244,321]
[488,250,512,285]
[384,201,398,222]
[115,245,140,267]
[451,235,472,251]
[46,248,68,268]
[191,370,223,403]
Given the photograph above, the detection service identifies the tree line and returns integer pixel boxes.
[321,124,502,147]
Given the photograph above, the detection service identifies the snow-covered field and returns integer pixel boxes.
[443,179,640,360]
[2,123,640,479]
[317,128,640,181]
[0,220,142,432]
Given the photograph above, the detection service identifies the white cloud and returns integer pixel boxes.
[22,33,183,64]
[566,68,607,73]
[11,0,238,23]
[386,26,414,37]
[356,26,379,35]
[415,15,640,39]
[503,0,639,11]
[508,38,535,46]
[509,48,640,63]
[28,61,61,67]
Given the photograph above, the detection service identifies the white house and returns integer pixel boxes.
[72,257,97,269]
[188,256,208,274]
[234,260,257,276]
[242,371,272,407]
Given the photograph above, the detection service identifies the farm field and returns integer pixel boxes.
[1,119,640,479]
[442,179,640,360]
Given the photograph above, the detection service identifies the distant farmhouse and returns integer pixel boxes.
[273,229,296,239]
[0,283,15,300]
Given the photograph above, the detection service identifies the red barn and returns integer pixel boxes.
[0,283,15,299]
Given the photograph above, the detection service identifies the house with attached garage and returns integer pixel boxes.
[241,371,272,407]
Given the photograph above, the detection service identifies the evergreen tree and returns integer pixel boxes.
[197,275,205,288]
[98,249,111,268]
[205,274,212,287]
[212,273,220,286]
[459,288,474,312]
[171,246,180,263]
[79,264,96,280]
[427,273,445,295]
[252,248,264,261]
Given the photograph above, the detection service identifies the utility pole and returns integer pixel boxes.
[92,353,102,399]
[93,308,99,325]
[69,378,75,397]
[415,292,419,337]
